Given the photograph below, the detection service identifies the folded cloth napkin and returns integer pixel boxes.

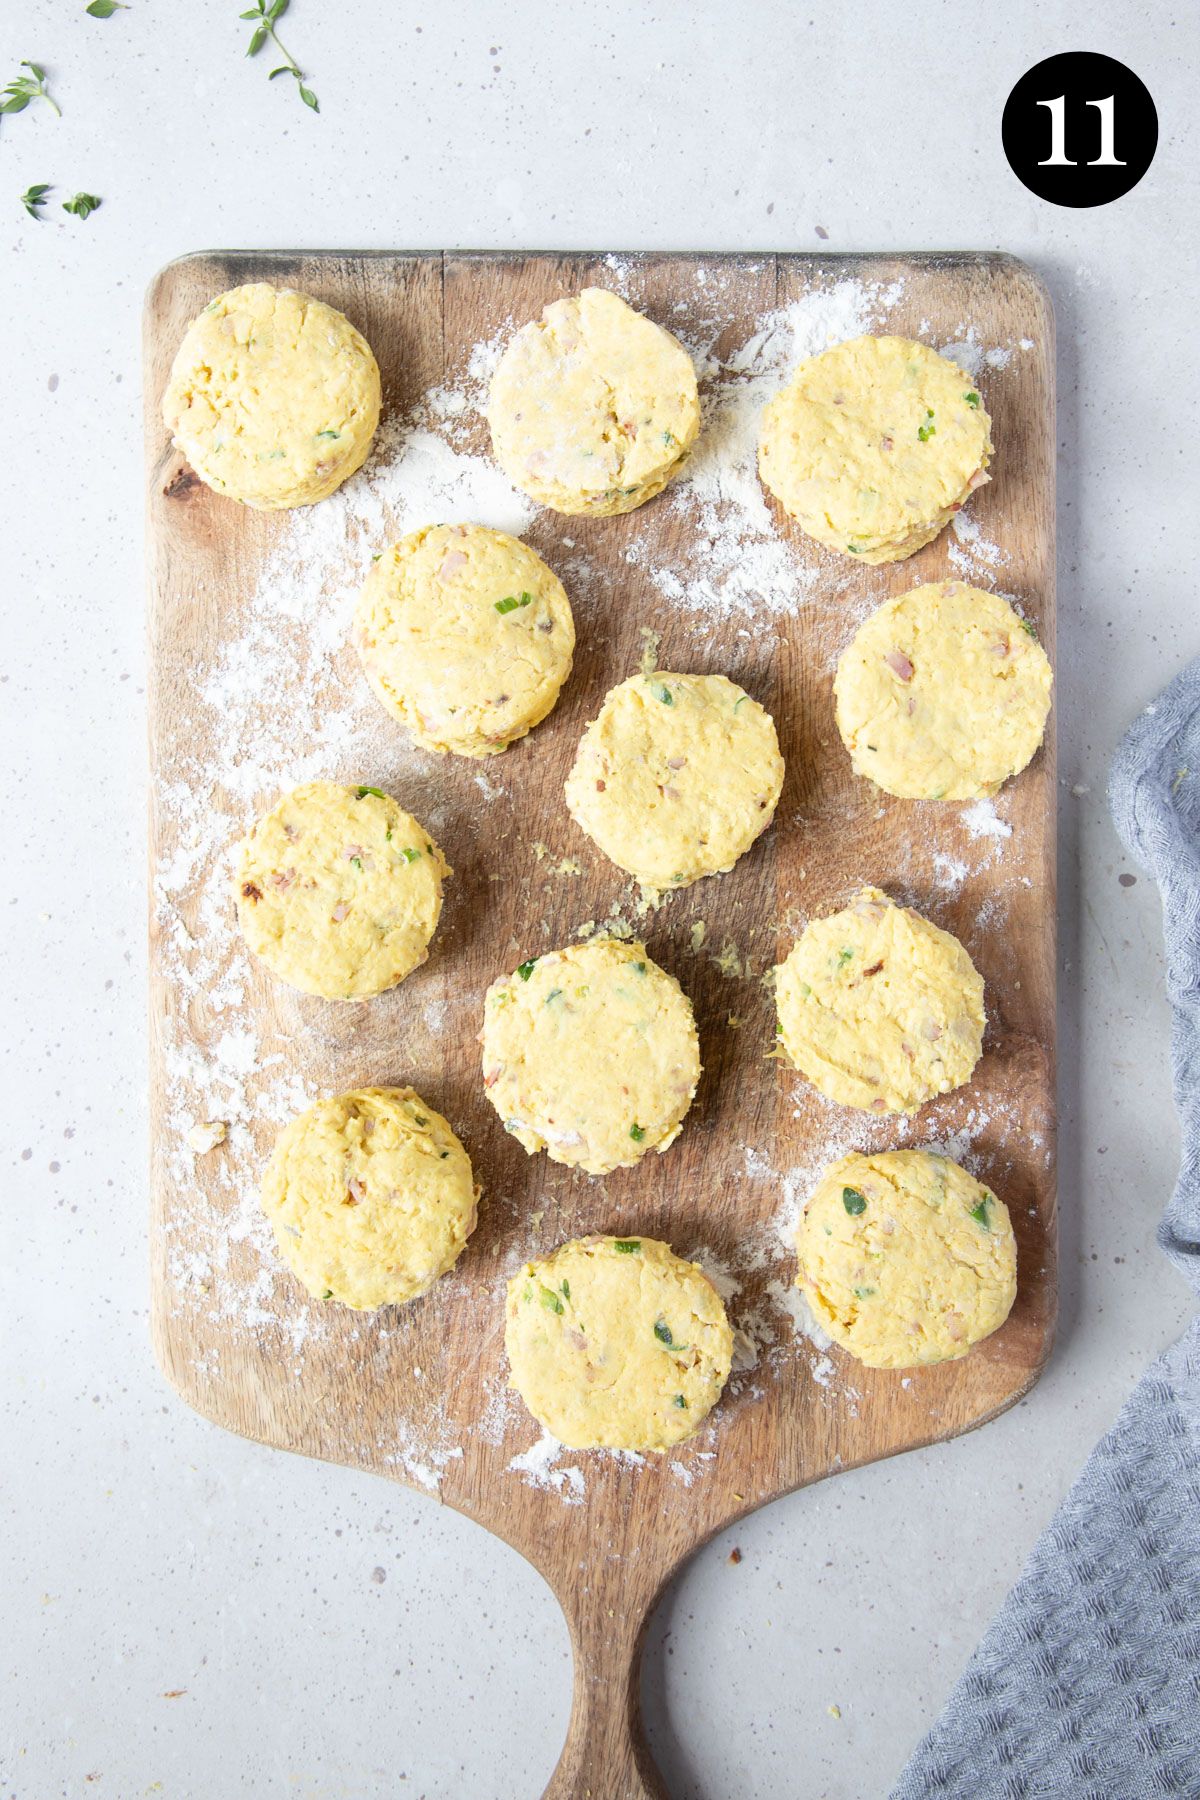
[891,656,1200,1800]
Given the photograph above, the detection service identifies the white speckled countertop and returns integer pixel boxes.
[2,3,1197,1795]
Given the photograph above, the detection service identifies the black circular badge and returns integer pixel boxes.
[1002,52,1157,207]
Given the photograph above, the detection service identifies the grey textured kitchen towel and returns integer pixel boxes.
[891,656,1200,1800]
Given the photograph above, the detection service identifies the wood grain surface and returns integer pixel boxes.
[145,249,1056,1800]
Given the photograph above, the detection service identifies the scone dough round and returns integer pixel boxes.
[758,335,993,563]
[834,580,1053,800]
[487,287,700,516]
[234,780,450,1000]
[162,283,381,510]
[795,1149,1017,1368]
[355,523,575,757]
[505,1235,733,1449]
[261,1087,479,1310]
[776,887,984,1114]
[481,938,701,1175]
[565,671,784,889]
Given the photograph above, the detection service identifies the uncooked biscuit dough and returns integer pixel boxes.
[775,887,984,1115]
[234,780,450,1000]
[834,580,1053,800]
[162,282,381,510]
[261,1087,479,1310]
[505,1235,733,1449]
[355,523,575,757]
[480,938,701,1176]
[487,287,700,516]
[758,335,993,562]
[564,671,784,889]
[795,1149,1017,1368]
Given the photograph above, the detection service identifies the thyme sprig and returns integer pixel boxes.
[240,0,318,111]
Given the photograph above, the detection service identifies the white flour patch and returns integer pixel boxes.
[948,507,1007,575]
[622,278,906,619]
[961,798,1013,848]
[506,1431,586,1503]
[932,850,969,893]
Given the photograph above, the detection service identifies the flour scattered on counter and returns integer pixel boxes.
[621,278,906,618]
[949,507,1007,574]
[961,798,1013,845]
[932,850,969,892]
[507,1431,586,1502]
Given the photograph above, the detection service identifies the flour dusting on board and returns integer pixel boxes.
[153,260,1037,1503]
[624,280,890,618]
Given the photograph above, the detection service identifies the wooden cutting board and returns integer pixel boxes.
[145,249,1055,1799]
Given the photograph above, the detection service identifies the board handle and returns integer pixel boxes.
[541,1582,668,1800]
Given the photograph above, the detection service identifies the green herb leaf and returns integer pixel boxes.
[413,1114,428,1127]
[561,1279,570,1300]
[20,182,52,219]
[653,682,674,705]
[241,3,318,112]
[516,959,537,981]
[613,1239,641,1253]
[842,1187,867,1216]
[837,946,854,967]
[846,544,864,554]
[632,961,647,974]
[963,390,981,408]
[969,1196,991,1228]
[654,1320,674,1346]
[495,591,533,615]
[673,1393,687,1408]
[539,1285,564,1314]
[545,987,563,1004]
[917,418,936,442]
[630,1123,645,1142]
[733,694,749,712]
[86,0,129,14]
[350,856,363,871]
[1,61,61,118]
[320,1288,333,1299]
[317,427,340,439]
[1020,619,1038,638]
[401,846,421,863]
[853,1285,876,1299]
[355,785,385,798]
[62,191,102,219]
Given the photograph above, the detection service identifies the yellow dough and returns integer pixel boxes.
[354,523,575,757]
[758,335,993,562]
[234,780,450,1000]
[795,1149,1017,1368]
[564,671,784,889]
[505,1235,733,1449]
[834,580,1053,800]
[487,287,700,515]
[162,282,381,510]
[261,1088,479,1310]
[775,888,984,1114]
[481,938,700,1175]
